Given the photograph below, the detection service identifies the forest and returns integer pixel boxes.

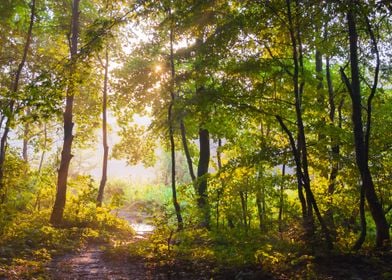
[0,0,391,279]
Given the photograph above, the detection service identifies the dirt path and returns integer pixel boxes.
[46,207,215,280]
[46,210,156,280]
[47,243,151,280]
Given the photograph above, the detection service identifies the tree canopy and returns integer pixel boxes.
[0,0,391,278]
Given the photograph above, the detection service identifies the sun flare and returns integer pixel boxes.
[154,64,162,73]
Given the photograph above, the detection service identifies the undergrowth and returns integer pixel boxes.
[0,174,134,279]
[106,205,392,279]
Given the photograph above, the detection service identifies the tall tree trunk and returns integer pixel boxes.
[192,34,211,228]
[180,120,195,182]
[22,101,34,163]
[341,3,390,248]
[197,128,210,228]
[283,0,310,228]
[256,189,264,231]
[277,116,332,248]
[325,57,339,232]
[256,166,266,231]
[50,0,80,225]
[38,123,47,174]
[315,50,323,94]
[168,104,183,231]
[239,191,248,230]
[286,0,312,231]
[215,138,223,229]
[35,123,48,211]
[353,182,366,250]
[180,120,196,185]
[216,138,234,229]
[315,47,325,141]
[0,0,36,193]
[97,47,109,207]
[22,124,29,162]
[278,164,286,236]
[168,8,183,230]
[281,0,332,249]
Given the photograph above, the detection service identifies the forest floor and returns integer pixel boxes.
[47,242,145,279]
[45,206,217,279]
[43,205,392,280]
[46,208,158,279]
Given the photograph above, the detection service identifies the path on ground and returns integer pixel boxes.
[47,209,156,280]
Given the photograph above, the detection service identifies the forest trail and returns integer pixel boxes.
[46,208,156,280]
[47,243,149,280]
[45,206,218,280]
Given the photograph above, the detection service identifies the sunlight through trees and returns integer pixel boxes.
[0,0,391,278]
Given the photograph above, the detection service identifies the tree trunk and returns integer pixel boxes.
[50,0,80,226]
[284,0,311,228]
[280,0,332,249]
[286,0,312,229]
[22,123,29,162]
[256,166,266,231]
[315,48,325,141]
[326,56,339,187]
[325,57,339,232]
[180,120,196,182]
[343,4,390,248]
[168,8,183,230]
[215,138,223,229]
[38,123,47,174]
[256,189,264,231]
[0,0,36,193]
[277,116,330,246]
[278,164,286,235]
[0,126,10,198]
[239,191,248,230]
[197,128,210,228]
[168,104,183,231]
[353,182,366,250]
[97,47,109,207]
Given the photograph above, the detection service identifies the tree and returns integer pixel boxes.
[168,6,184,230]
[265,0,332,248]
[341,1,390,248]
[196,126,210,227]
[50,0,80,225]
[0,0,36,195]
[96,46,109,207]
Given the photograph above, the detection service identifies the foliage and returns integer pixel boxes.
[0,173,134,279]
[0,0,392,278]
